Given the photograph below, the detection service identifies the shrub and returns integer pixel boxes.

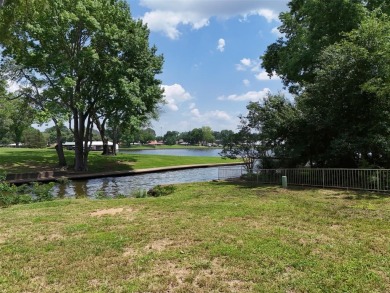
[0,181,33,207]
[31,182,55,202]
[133,189,147,198]
[147,185,176,197]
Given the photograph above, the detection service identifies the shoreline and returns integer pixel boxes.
[6,162,243,185]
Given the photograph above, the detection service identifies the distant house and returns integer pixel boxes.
[62,141,118,151]
[147,140,163,146]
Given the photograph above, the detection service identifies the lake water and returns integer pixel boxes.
[120,148,222,157]
[52,166,240,198]
[52,148,240,198]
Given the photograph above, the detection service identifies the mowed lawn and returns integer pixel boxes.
[0,147,236,174]
[1,182,389,292]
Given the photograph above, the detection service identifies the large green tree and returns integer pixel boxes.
[298,11,390,167]
[258,1,390,168]
[0,0,163,171]
[262,0,371,93]
[163,131,179,145]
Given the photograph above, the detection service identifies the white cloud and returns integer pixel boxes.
[255,71,280,81]
[235,58,253,71]
[162,83,192,111]
[142,10,209,39]
[236,57,263,72]
[243,79,250,86]
[236,58,279,81]
[189,105,231,121]
[190,108,201,118]
[217,38,225,52]
[210,110,231,121]
[139,0,288,39]
[256,9,279,23]
[218,88,271,102]
[241,58,251,67]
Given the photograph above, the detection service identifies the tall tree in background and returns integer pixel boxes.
[258,1,390,168]
[0,0,163,171]
[299,11,390,167]
[220,114,264,171]
[262,0,367,93]
[163,131,180,145]
[8,98,36,147]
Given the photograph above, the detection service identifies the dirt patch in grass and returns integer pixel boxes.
[90,207,124,217]
[89,207,136,217]
[37,233,64,241]
[145,238,175,252]
[122,247,138,258]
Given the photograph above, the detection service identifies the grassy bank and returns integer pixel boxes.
[0,182,389,292]
[120,145,214,150]
[0,147,236,174]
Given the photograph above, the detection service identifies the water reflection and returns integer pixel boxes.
[52,166,239,198]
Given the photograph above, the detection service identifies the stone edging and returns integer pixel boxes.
[6,162,243,184]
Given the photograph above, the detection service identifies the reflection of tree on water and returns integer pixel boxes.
[56,183,66,199]
[52,166,240,198]
[73,183,88,199]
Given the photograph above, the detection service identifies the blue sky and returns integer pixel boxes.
[127,0,290,134]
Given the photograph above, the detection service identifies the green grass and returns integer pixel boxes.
[0,182,389,292]
[121,145,214,150]
[0,147,237,174]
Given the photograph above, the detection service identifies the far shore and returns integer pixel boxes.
[0,147,241,182]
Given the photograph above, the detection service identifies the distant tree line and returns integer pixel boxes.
[113,126,235,147]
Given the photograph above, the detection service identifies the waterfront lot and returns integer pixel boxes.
[1,182,389,292]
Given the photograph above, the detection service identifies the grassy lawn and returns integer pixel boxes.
[0,147,236,174]
[0,182,389,292]
[120,145,214,150]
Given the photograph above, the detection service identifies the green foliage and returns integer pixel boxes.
[262,0,367,93]
[0,0,164,171]
[219,99,289,170]
[258,2,390,168]
[113,193,127,199]
[163,131,179,145]
[132,189,147,198]
[298,11,390,167]
[43,125,73,145]
[147,185,176,197]
[23,127,47,148]
[31,182,55,202]
[0,182,29,207]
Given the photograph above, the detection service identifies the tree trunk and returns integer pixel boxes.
[73,111,88,171]
[112,126,119,156]
[94,116,110,155]
[53,118,67,167]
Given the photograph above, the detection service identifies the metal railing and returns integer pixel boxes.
[218,167,390,192]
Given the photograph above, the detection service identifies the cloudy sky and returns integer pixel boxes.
[128,0,289,134]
